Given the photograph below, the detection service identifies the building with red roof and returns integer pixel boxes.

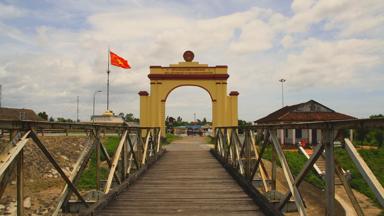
[254,100,356,146]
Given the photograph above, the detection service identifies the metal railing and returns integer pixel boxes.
[0,120,163,215]
[213,119,384,216]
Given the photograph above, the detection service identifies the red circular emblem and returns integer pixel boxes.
[183,50,194,62]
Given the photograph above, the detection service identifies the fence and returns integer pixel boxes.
[213,119,384,216]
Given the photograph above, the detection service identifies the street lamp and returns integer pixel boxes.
[279,78,286,107]
[92,90,102,122]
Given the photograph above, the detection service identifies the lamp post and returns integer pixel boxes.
[92,90,102,122]
[76,96,79,122]
[279,78,286,107]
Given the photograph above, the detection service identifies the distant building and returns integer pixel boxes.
[0,107,42,121]
[91,110,125,124]
[254,100,356,146]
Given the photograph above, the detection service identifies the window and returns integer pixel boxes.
[296,129,302,138]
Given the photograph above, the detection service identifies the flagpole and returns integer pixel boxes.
[107,47,110,111]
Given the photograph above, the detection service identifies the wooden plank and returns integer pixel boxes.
[53,137,95,215]
[250,130,269,181]
[249,130,269,192]
[344,138,384,207]
[0,131,30,177]
[324,129,335,216]
[80,149,166,216]
[98,139,121,184]
[334,159,364,216]
[28,130,88,207]
[104,130,128,193]
[141,129,151,164]
[277,143,325,209]
[16,149,23,216]
[270,130,307,216]
[95,148,264,216]
[211,149,282,216]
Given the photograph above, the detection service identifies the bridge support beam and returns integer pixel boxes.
[323,129,335,216]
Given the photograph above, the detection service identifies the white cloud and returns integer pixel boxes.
[281,35,293,48]
[0,3,25,19]
[0,1,383,121]
[279,38,384,88]
[291,0,316,13]
[288,0,384,38]
[229,19,274,54]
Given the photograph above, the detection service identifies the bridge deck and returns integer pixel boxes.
[96,137,264,215]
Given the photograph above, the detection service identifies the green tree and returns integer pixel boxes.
[56,117,73,123]
[49,117,55,122]
[124,113,139,123]
[38,112,48,120]
[125,113,134,121]
[238,119,251,127]
[375,131,384,148]
[369,114,384,148]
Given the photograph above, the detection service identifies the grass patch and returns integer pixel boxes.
[335,147,384,205]
[262,147,325,189]
[163,133,181,145]
[77,136,120,190]
[205,135,215,144]
[262,145,384,209]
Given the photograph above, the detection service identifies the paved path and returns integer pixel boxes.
[96,136,264,215]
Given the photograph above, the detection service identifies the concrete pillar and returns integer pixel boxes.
[229,91,239,126]
[309,129,312,144]
[160,101,166,136]
[139,91,149,127]
[292,129,296,146]
[280,129,284,145]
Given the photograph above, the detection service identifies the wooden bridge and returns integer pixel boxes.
[97,137,264,216]
[0,119,383,216]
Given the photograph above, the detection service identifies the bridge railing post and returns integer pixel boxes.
[270,129,307,216]
[323,128,336,216]
[95,127,101,191]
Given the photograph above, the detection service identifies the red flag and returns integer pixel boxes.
[110,51,131,69]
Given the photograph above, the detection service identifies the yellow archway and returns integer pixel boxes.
[139,51,239,136]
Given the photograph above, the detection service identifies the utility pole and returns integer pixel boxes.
[92,90,102,122]
[193,113,196,122]
[76,96,79,122]
[279,78,286,107]
[0,85,2,107]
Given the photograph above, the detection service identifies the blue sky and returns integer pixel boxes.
[0,0,383,121]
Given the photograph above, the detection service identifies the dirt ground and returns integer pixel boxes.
[0,136,88,215]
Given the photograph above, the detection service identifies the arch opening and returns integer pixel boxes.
[166,86,212,122]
